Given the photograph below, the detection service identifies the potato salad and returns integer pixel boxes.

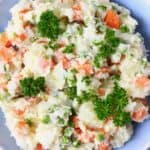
[0,0,150,150]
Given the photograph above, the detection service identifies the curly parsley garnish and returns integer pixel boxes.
[94,83,131,126]
[77,90,98,104]
[120,25,130,33]
[64,86,77,100]
[63,43,75,54]
[20,77,45,97]
[82,76,91,86]
[93,28,120,67]
[37,10,60,40]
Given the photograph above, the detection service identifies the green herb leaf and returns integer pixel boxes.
[60,136,70,145]
[112,74,121,81]
[77,90,98,104]
[58,117,65,125]
[93,99,109,120]
[72,140,81,147]
[113,111,131,126]
[82,76,91,86]
[105,28,115,39]
[105,29,120,48]
[107,37,120,48]
[93,83,131,126]
[37,10,60,40]
[64,127,73,137]
[96,133,105,141]
[99,5,107,11]
[42,115,50,124]
[20,77,45,97]
[120,25,130,33]
[93,28,120,67]
[64,86,77,100]
[49,41,61,50]
[94,44,115,67]
[77,26,83,35]
[25,118,33,126]
[63,43,75,54]
[100,44,115,58]
[93,53,103,68]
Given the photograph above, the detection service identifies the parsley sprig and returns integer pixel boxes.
[37,10,60,40]
[93,83,131,126]
[120,25,130,33]
[63,43,75,54]
[77,90,98,103]
[20,77,45,97]
[93,28,120,67]
[64,86,77,100]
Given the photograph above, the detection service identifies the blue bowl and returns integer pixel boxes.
[0,0,150,150]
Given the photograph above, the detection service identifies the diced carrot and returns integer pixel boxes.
[0,73,5,78]
[0,82,7,90]
[5,40,12,48]
[15,120,29,135]
[0,48,16,62]
[39,59,49,69]
[95,67,110,78]
[98,142,112,150]
[104,10,121,29]
[87,132,95,142]
[72,4,81,11]
[19,33,27,41]
[73,116,83,134]
[62,56,70,69]
[19,5,33,14]
[101,67,110,73]
[75,127,82,134]
[135,76,150,88]
[73,14,82,22]
[96,67,110,74]
[73,116,96,143]
[54,50,64,63]
[73,116,83,138]
[72,4,83,22]
[20,8,32,14]
[0,32,8,45]
[0,33,17,62]
[39,58,49,69]
[97,88,106,96]
[132,107,148,122]
[74,127,95,143]
[97,128,106,135]
[16,120,26,128]
[77,62,94,75]
[79,130,95,143]
[14,108,26,116]
[39,58,54,70]
[35,143,43,150]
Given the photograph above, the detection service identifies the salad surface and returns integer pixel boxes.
[0,0,150,150]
